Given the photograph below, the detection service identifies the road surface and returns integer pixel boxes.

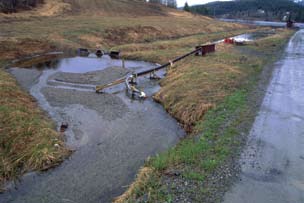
[223,30,304,203]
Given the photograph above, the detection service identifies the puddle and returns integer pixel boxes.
[2,54,184,203]
[214,31,275,44]
[233,32,272,41]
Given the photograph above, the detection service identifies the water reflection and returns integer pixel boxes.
[12,54,156,74]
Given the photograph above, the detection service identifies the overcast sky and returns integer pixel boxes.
[177,0,232,7]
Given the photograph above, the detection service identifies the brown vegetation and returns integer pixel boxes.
[0,63,71,188]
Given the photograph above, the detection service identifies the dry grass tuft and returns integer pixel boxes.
[0,66,71,188]
[0,38,56,60]
[154,53,247,132]
[114,167,154,203]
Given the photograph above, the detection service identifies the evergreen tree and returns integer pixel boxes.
[184,2,191,12]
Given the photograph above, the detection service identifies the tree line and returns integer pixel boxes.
[149,0,177,8]
[185,0,304,22]
[0,0,44,13]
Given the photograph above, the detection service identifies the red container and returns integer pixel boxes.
[224,38,235,44]
[196,44,216,56]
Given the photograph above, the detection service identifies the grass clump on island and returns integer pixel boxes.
[0,61,71,190]
[114,29,295,202]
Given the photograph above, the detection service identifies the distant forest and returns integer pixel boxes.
[149,0,177,8]
[189,0,304,22]
[0,0,44,13]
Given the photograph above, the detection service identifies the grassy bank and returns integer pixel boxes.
[114,28,277,132]
[0,61,71,190]
[115,29,295,202]
[115,28,265,64]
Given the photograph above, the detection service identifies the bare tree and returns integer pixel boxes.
[0,0,44,13]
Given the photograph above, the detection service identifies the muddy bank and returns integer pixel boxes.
[1,55,184,203]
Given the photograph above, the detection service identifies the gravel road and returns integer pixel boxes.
[223,30,304,203]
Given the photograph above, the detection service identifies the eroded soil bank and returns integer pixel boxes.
[0,55,184,203]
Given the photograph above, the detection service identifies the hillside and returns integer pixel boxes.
[0,0,247,60]
[64,0,169,16]
[191,0,304,22]
[0,0,176,16]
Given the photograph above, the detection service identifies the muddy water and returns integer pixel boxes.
[1,55,184,203]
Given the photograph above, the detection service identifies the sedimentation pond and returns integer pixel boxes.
[1,54,185,203]
[1,31,277,203]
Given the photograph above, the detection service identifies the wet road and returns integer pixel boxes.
[223,30,304,203]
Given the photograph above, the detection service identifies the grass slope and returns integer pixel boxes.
[64,0,169,16]
[0,15,246,60]
[0,0,179,17]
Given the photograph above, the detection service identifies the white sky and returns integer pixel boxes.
[177,0,232,7]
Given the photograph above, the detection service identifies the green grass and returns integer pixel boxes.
[183,171,205,181]
[149,89,247,170]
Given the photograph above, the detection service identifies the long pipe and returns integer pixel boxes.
[96,47,202,92]
[136,47,201,77]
